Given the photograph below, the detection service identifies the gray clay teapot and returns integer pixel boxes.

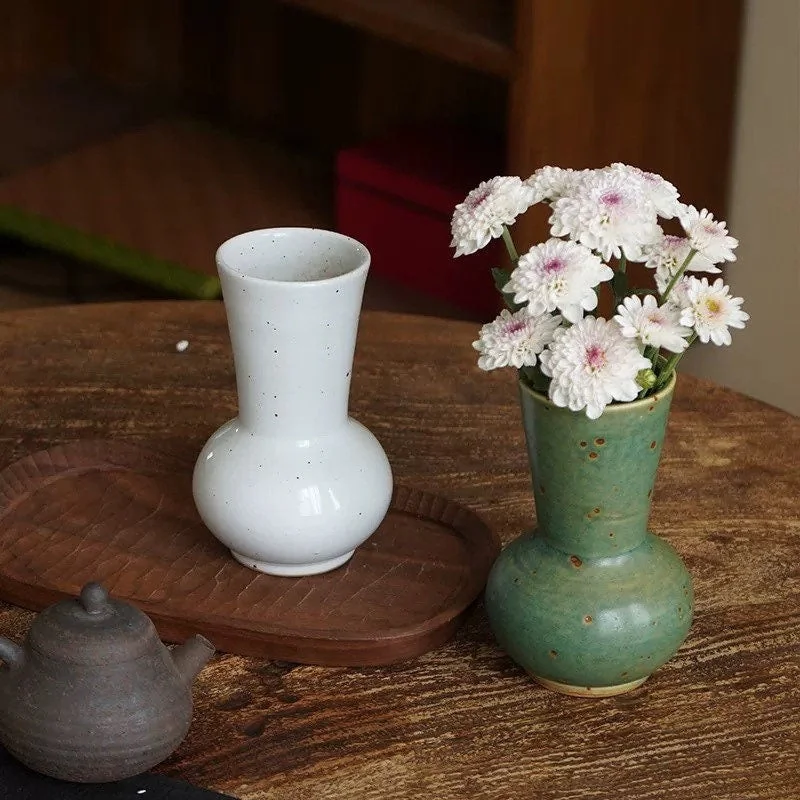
[0,582,215,783]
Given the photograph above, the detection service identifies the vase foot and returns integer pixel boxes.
[231,550,355,577]
[531,674,649,697]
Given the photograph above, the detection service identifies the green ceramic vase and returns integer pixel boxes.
[485,376,692,697]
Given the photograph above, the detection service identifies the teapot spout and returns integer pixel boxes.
[0,637,24,670]
[171,634,215,684]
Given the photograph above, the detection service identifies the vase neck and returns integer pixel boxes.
[535,489,652,558]
[520,383,674,560]
[220,270,366,438]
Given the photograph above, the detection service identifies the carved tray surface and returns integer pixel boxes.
[0,441,499,665]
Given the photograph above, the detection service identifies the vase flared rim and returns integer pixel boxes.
[216,227,370,287]
[518,372,677,414]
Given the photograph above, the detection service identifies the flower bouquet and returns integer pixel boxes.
[452,164,747,418]
[453,165,748,696]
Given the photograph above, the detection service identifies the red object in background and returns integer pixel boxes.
[336,129,505,319]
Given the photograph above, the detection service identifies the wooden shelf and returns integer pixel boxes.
[278,0,514,77]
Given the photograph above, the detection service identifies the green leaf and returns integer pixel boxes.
[491,267,524,311]
[520,365,550,393]
[491,267,512,293]
[611,270,629,304]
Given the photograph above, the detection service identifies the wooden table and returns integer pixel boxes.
[0,301,797,800]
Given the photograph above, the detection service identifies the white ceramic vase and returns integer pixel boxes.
[193,228,393,577]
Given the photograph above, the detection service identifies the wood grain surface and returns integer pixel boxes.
[0,440,498,665]
[0,302,797,800]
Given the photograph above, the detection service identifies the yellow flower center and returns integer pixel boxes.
[705,298,721,315]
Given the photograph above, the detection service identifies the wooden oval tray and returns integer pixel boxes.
[0,441,499,665]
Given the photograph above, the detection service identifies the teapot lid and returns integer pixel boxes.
[28,583,158,665]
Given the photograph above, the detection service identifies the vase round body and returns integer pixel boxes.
[485,377,692,696]
[193,228,393,577]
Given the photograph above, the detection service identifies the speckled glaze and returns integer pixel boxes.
[193,228,393,576]
[485,376,692,696]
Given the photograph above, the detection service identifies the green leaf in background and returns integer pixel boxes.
[520,365,550,393]
[0,204,221,300]
[611,270,629,307]
[491,266,511,293]
[491,267,524,312]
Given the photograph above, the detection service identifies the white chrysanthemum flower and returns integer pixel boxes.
[548,170,661,261]
[503,239,613,324]
[525,166,591,204]
[473,308,563,370]
[678,205,738,264]
[450,176,536,257]
[679,277,749,346]
[539,316,652,419]
[607,163,681,219]
[642,233,720,295]
[614,294,692,353]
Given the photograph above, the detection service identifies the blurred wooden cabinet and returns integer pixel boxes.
[275,0,743,227]
[0,0,743,291]
[1,0,743,206]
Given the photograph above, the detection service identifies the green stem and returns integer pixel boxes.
[655,333,698,389]
[501,225,519,264]
[618,254,627,274]
[661,248,697,302]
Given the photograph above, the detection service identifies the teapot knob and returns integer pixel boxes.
[79,582,111,615]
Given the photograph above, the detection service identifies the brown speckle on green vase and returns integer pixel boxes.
[589,452,598,459]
